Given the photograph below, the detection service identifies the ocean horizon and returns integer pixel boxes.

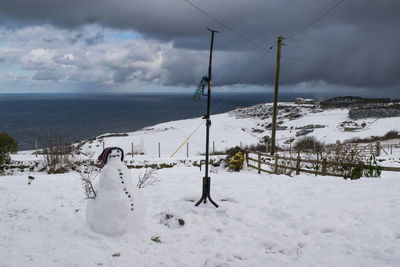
[1,91,336,150]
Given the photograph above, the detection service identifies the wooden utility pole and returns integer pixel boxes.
[270,35,283,155]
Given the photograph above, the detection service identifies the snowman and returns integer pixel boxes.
[86,147,145,235]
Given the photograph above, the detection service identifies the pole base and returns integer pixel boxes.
[195,176,218,208]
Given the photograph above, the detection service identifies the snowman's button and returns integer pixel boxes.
[131,203,134,206]
[131,208,134,211]
[121,181,124,184]
[119,173,123,175]
[128,195,131,198]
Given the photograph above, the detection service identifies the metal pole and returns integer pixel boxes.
[195,28,219,208]
[270,35,283,155]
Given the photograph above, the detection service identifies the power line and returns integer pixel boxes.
[285,0,346,40]
[182,0,398,79]
[182,0,270,50]
[281,55,400,74]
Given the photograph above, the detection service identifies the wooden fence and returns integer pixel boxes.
[343,141,399,157]
[279,141,399,158]
[245,151,400,176]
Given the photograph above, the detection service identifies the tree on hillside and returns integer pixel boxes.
[0,132,18,166]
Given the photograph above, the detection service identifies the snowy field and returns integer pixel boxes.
[1,167,400,267]
[2,102,400,266]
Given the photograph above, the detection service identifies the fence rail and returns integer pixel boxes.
[246,151,400,176]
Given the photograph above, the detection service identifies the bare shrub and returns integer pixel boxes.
[293,136,324,151]
[383,130,399,140]
[243,143,266,153]
[316,144,381,179]
[137,168,160,188]
[40,133,73,174]
[275,143,381,179]
[78,165,99,199]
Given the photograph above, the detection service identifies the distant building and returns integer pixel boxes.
[341,121,363,131]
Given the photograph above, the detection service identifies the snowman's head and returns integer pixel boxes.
[98,147,124,168]
[107,149,122,163]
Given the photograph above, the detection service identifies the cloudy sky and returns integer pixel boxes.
[0,0,399,96]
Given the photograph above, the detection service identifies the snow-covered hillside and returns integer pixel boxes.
[71,102,400,161]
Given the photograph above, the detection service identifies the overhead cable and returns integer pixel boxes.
[285,0,346,40]
[183,0,271,50]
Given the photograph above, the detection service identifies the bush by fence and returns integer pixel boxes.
[245,144,399,179]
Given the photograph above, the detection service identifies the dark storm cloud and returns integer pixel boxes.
[1,0,399,89]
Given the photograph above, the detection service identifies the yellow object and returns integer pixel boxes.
[228,151,245,171]
[170,121,204,158]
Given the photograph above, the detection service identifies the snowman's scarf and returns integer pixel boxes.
[98,147,124,168]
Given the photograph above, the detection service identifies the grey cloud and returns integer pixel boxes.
[85,32,104,45]
[0,0,399,91]
[33,70,63,81]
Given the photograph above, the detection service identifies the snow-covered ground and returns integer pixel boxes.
[1,168,400,266]
[2,101,400,266]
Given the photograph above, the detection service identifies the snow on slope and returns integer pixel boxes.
[78,112,260,160]
[1,168,400,266]
[76,102,400,160]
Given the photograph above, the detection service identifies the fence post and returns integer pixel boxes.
[376,141,380,157]
[296,152,301,175]
[390,144,393,155]
[274,154,279,174]
[131,142,134,158]
[335,140,340,155]
[322,158,326,176]
[315,152,319,176]
[266,141,269,154]
[245,151,249,165]
[35,140,38,157]
[257,152,261,174]
[158,142,161,158]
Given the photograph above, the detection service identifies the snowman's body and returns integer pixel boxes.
[86,148,145,236]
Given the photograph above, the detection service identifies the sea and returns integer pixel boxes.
[0,92,334,150]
